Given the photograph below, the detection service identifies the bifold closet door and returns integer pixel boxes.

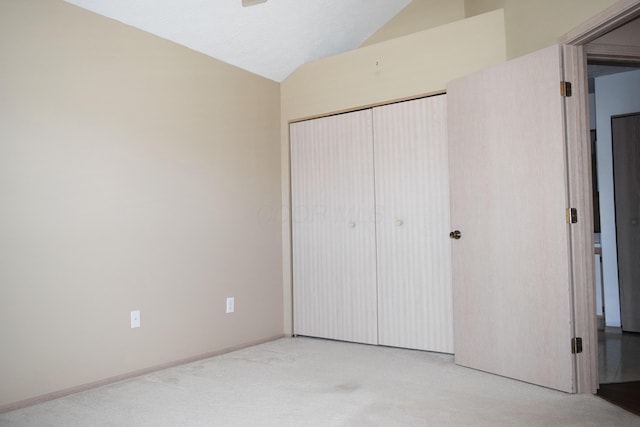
[290,110,378,345]
[373,95,453,353]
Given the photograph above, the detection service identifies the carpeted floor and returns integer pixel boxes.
[598,381,640,417]
[2,337,640,426]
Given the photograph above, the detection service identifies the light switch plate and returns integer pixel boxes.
[226,297,234,314]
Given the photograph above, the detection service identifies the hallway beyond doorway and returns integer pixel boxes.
[599,330,640,384]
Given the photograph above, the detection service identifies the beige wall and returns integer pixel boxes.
[0,0,282,409]
[362,0,466,46]
[465,0,620,58]
[364,0,620,58]
[280,10,507,334]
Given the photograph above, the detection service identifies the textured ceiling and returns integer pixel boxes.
[64,0,412,82]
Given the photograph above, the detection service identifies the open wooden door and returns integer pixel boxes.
[447,45,577,393]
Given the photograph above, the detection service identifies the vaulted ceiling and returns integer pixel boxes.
[64,0,412,82]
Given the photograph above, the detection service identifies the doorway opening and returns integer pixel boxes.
[587,61,640,387]
[582,11,640,414]
[560,0,640,397]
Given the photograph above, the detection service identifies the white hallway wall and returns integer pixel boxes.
[594,68,640,328]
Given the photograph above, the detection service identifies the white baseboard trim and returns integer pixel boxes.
[0,334,285,414]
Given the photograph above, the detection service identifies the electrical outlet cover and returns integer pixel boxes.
[130,310,141,328]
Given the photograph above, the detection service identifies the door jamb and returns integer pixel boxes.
[560,0,640,394]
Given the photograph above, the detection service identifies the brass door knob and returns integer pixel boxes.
[449,230,462,240]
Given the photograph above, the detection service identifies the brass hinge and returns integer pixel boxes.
[561,81,572,97]
[571,337,583,354]
[566,208,578,224]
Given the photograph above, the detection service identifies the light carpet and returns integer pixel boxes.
[1,337,638,426]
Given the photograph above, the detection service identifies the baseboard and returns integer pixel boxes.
[604,326,622,334]
[0,334,285,414]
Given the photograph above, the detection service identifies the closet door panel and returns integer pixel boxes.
[290,110,377,345]
[373,96,453,352]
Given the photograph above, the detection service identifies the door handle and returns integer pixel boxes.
[449,230,462,240]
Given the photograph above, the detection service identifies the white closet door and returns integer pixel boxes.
[290,110,378,345]
[373,96,453,352]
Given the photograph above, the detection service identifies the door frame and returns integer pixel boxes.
[560,0,640,393]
